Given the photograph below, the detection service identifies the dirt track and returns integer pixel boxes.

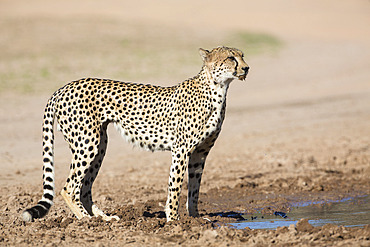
[1,0,370,246]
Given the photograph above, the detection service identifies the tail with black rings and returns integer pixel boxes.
[22,94,57,222]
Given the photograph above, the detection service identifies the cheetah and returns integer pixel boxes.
[22,46,249,222]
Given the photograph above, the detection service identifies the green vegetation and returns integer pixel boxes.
[230,31,282,55]
[0,18,282,94]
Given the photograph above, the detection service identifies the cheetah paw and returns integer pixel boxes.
[92,204,120,221]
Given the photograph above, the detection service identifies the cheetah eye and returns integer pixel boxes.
[227,56,236,61]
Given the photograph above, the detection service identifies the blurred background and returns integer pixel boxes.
[1,0,369,95]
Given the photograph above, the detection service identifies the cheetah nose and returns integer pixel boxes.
[242,67,249,73]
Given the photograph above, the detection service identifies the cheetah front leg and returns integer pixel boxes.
[165,147,189,221]
[186,148,208,217]
[187,134,218,217]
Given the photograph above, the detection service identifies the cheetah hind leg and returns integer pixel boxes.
[60,188,90,220]
[79,168,120,221]
[80,126,119,221]
[91,205,120,221]
[60,187,119,221]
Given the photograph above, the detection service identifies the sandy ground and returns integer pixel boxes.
[1,0,370,246]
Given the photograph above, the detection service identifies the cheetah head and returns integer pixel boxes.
[199,46,249,84]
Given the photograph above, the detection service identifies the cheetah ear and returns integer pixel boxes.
[199,48,210,62]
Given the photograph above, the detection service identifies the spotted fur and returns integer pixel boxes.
[22,46,249,222]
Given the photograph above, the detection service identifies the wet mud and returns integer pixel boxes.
[232,196,369,230]
[1,154,369,246]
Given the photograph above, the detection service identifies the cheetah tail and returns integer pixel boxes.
[22,96,56,222]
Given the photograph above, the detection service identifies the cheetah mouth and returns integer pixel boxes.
[238,74,247,81]
[233,72,248,81]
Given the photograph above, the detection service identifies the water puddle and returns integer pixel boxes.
[230,195,369,230]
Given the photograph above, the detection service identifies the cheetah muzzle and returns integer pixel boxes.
[22,46,249,222]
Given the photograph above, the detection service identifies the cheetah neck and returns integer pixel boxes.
[190,67,230,139]
[199,65,234,89]
[197,67,231,118]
